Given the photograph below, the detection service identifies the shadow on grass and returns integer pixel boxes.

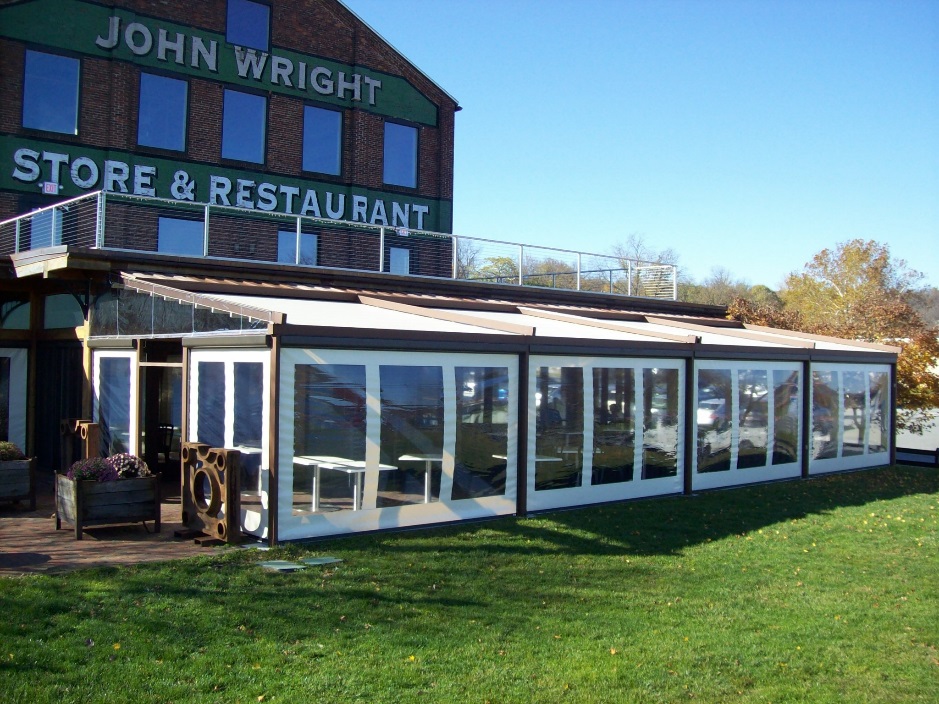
[363,465,939,559]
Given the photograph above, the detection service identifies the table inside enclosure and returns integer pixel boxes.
[294,456,396,511]
[397,454,444,504]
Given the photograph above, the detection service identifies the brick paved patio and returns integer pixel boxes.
[0,477,231,576]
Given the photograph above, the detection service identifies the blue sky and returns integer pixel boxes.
[342,0,939,289]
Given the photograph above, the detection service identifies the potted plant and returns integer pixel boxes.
[55,453,161,540]
[0,441,35,510]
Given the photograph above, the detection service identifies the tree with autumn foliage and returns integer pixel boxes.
[728,239,939,433]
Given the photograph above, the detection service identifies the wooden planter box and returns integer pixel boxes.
[0,458,35,510]
[55,473,161,540]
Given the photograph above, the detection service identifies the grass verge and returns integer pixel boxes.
[1,465,937,703]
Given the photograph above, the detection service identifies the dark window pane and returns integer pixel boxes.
[98,357,131,454]
[0,357,9,441]
[383,122,417,187]
[737,369,768,469]
[197,362,225,447]
[222,90,266,163]
[592,368,635,485]
[138,73,187,151]
[453,367,509,499]
[642,368,679,478]
[227,0,270,51]
[868,372,889,454]
[696,369,732,473]
[293,365,367,513]
[389,246,410,274]
[378,366,444,506]
[812,371,839,460]
[842,371,865,457]
[23,50,79,134]
[303,106,341,175]
[277,230,318,265]
[233,362,263,448]
[534,366,584,491]
[158,217,203,256]
[772,370,800,465]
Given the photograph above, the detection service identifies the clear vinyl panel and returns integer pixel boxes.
[696,368,732,473]
[642,367,681,479]
[841,371,866,457]
[98,356,132,455]
[378,366,445,507]
[809,364,892,474]
[812,371,840,460]
[292,364,367,513]
[737,369,769,469]
[453,367,510,499]
[868,371,890,454]
[772,370,801,465]
[195,361,225,448]
[592,367,636,485]
[534,366,584,491]
[233,362,265,492]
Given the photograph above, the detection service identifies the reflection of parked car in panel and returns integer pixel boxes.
[696,398,728,429]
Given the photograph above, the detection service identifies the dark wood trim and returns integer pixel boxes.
[683,356,695,495]
[889,362,898,467]
[516,351,529,516]
[801,360,812,479]
[268,335,280,546]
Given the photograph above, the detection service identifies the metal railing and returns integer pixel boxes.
[0,191,678,300]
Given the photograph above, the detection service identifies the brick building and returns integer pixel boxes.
[0,1,897,544]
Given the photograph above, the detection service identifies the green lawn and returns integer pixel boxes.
[2,465,937,703]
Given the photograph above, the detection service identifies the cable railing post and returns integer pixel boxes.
[627,261,633,296]
[672,265,678,300]
[379,227,385,273]
[96,191,106,248]
[576,253,582,291]
[203,204,210,257]
[295,216,302,265]
[14,218,21,253]
[451,235,458,279]
[518,244,524,286]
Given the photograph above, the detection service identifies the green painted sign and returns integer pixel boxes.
[1,136,452,233]
[0,0,438,126]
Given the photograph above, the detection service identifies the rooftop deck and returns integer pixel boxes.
[1,191,678,300]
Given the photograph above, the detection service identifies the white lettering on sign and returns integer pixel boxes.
[10,149,432,230]
[93,15,380,104]
[95,15,218,72]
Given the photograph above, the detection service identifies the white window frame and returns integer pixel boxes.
[92,349,139,456]
[277,349,519,541]
[527,355,685,513]
[692,359,804,491]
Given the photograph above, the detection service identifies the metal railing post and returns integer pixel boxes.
[295,216,302,265]
[518,245,524,286]
[576,253,582,291]
[672,265,678,300]
[203,204,210,257]
[627,262,633,296]
[451,235,458,279]
[14,219,20,253]
[96,191,106,248]
[379,227,385,272]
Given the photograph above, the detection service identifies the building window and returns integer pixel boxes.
[227,0,270,51]
[138,73,188,151]
[383,122,418,188]
[389,246,410,275]
[222,89,266,164]
[277,231,318,265]
[157,217,203,257]
[22,50,80,134]
[303,106,342,175]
